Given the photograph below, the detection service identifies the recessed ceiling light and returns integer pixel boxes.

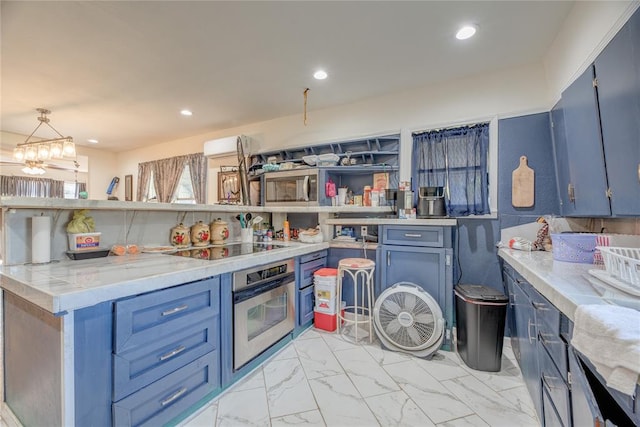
[456,25,477,40]
[313,70,328,80]
[87,139,99,144]
[180,109,193,116]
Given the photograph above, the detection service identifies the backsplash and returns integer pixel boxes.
[1,208,271,265]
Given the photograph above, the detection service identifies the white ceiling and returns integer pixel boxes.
[1,1,574,153]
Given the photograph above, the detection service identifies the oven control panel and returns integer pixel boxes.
[232,259,295,291]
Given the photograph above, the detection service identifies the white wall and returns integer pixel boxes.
[544,0,639,102]
[116,61,551,199]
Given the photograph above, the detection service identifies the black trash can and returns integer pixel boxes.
[454,284,508,372]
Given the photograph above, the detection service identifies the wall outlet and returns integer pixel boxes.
[335,225,342,237]
[361,226,368,237]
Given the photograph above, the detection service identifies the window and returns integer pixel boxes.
[173,165,196,204]
[144,165,196,204]
[145,171,157,202]
[412,122,490,216]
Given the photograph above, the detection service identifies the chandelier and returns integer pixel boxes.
[12,108,76,172]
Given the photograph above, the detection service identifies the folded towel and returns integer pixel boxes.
[571,304,640,395]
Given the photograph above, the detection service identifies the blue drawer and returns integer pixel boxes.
[299,250,328,264]
[113,351,219,427]
[381,226,444,247]
[297,258,327,290]
[114,277,220,353]
[113,317,219,401]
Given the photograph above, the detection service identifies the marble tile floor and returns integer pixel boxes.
[179,328,540,427]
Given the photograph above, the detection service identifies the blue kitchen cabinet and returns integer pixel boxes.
[112,276,221,427]
[593,7,640,216]
[295,250,327,335]
[550,99,577,216]
[507,272,543,422]
[568,347,605,427]
[560,64,611,216]
[378,225,454,350]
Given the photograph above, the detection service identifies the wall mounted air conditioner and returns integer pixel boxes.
[204,135,250,158]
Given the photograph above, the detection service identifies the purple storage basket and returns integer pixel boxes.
[551,233,597,263]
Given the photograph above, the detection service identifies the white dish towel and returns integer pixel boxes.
[571,304,640,396]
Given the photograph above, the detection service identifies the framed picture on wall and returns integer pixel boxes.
[218,166,240,203]
[125,175,133,201]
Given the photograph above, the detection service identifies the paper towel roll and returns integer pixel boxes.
[32,216,51,264]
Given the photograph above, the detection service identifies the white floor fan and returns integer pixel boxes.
[373,282,445,358]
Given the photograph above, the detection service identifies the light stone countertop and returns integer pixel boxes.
[0,241,328,315]
[498,248,640,321]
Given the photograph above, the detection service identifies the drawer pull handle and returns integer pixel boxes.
[161,387,188,406]
[542,374,561,390]
[532,302,548,311]
[159,345,186,361]
[404,233,422,238]
[527,319,536,344]
[162,304,188,316]
[539,333,559,346]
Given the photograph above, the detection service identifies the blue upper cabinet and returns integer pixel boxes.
[550,100,576,216]
[560,65,611,216]
[593,8,640,216]
[498,112,560,216]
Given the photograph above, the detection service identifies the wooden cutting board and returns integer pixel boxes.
[512,155,534,207]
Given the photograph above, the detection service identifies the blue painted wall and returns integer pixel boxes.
[453,113,560,339]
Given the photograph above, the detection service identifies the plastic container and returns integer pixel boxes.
[454,284,508,372]
[551,233,597,263]
[283,220,290,241]
[314,268,338,314]
[67,232,101,251]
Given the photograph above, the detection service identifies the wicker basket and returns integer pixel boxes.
[597,246,640,287]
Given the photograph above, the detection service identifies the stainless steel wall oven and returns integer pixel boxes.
[232,259,296,370]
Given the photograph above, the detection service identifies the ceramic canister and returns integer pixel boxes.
[170,223,191,248]
[210,218,229,245]
[190,221,210,247]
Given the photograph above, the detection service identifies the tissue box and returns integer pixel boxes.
[68,232,101,251]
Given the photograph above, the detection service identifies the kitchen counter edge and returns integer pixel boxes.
[0,242,328,315]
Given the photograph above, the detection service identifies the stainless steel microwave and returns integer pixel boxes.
[264,169,319,206]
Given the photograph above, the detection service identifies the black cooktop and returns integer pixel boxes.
[167,243,287,261]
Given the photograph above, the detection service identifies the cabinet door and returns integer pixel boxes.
[594,9,640,216]
[568,348,604,427]
[298,286,315,327]
[550,100,577,216]
[379,245,452,350]
[511,281,543,421]
[561,64,611,216]
[502,269,521,362]
[379,245,445,308]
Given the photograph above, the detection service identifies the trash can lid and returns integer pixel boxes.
[454,284,508,304]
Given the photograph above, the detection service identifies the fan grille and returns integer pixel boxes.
[377,290,437,350]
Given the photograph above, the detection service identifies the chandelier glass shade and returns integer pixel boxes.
[12,108,76,168]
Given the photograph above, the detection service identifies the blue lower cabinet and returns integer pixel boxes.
[113,317,219,401]
[295,251,327,334]
[298,285,315,326]
[113,351,219,427]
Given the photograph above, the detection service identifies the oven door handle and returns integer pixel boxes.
[234,272,295,304]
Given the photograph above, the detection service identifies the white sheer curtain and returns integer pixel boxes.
[1,176,65,198]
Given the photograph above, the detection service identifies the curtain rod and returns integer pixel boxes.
[412,121,489,136]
